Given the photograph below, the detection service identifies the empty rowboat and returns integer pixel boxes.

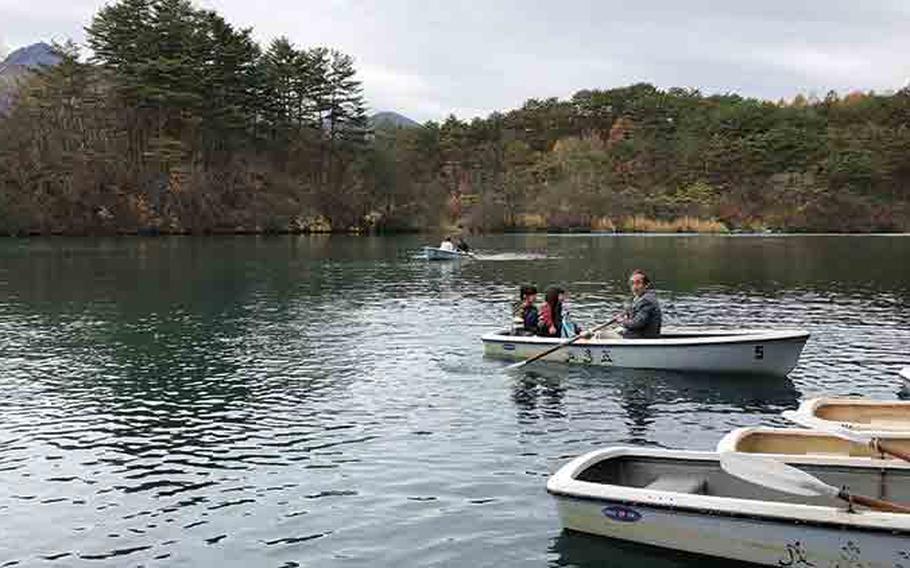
[788,398,910,433]
[547,446,910,566]
[482,328,809,377]
[716,426,910,463]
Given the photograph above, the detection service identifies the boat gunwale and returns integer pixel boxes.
[790,398,910,433]
[546,447,910,533]
[482,328,810,347]
[715,426,910,464]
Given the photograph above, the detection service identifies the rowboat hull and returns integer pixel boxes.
[789,398,910,433]
[548,447,910,567]
[482,328,809,377]
[716,426,910,463]
[423,246,469,260]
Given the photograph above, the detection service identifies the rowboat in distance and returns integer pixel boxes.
[482,328,810,377]
[788,397,910,432]
[547,446,910,566]
[422,246,472,261]
[716,426,910,463]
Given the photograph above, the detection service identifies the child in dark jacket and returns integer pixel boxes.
[512,285,539,335]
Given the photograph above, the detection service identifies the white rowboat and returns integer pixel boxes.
[422,246,471,260]
[547,446,910,566]
[788,398,910,433]
[716,426,910,464]
[483,328,809,377]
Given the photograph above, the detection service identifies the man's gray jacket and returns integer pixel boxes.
[622,289,662,338]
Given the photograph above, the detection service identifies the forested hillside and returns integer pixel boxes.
[1,0,907,235]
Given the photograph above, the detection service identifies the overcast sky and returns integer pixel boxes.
[3,0,910,121]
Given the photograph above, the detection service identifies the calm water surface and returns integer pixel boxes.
[1,234,908,567]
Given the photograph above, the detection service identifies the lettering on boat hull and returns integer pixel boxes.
[602,504,641,523]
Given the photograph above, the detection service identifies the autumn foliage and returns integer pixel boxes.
[1,4,908,234]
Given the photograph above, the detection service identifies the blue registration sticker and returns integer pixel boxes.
[503,344,516,351]
[602,505,642,523]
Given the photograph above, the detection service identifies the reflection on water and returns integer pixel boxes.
[0,234,908,566]
[511,371,569,423]
[550,530,735,568]
[510,365,800,446]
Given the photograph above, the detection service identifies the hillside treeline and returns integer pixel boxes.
[1,0,908,234]
[0,0,370,234]
[376,85,910,233]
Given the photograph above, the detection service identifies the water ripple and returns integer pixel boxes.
[0,235,908,566]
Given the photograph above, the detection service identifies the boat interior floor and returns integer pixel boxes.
[644,475,708,495]
[575,456,910,506]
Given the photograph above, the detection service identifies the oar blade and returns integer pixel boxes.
[505,360,528,371]
[719,452,839,498]
[781,410,872,446]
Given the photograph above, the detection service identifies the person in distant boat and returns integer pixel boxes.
[455,236,470,253]
[439,236,455,252]
[616,269,662,339]
[511,285,539,335]
[538,287,581,338]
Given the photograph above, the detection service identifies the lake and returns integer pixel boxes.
[1,234,908,567]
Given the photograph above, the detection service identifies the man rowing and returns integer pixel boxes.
[617,269,662,338]
[591,269,662,339]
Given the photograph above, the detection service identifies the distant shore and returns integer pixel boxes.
[4,226,909,238]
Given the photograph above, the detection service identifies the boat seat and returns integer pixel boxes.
[869,418,907,428]
[645,475,708,495]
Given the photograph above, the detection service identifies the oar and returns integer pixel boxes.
[506,317,619,371]
[782,410,910,463]
[720,452,910,513]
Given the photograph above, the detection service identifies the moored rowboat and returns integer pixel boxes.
[422,246,471,260]
[547,446,910,566]
[716,426,910,463]
[788,398,910,433]
[482,327,809,377]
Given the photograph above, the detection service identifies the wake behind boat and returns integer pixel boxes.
[483,327,809,377]
[547,446,910,567]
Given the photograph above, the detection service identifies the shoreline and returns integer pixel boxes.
[2,228,910,238]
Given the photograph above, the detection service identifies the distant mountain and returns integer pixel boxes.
[0,42,61,114]
[1,42,60,70]
[370,111,420,129]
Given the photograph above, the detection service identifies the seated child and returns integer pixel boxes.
[511,285,539,335]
